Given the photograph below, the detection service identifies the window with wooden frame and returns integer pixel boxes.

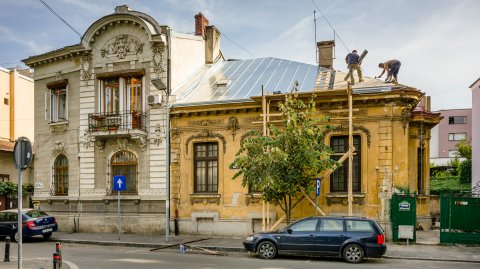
[0,174,9,182]
[194,143,218,193]
[111,150,138,195]
[330,135,361,192]
[53,155,69,196]
[45,79,68,123]
[101,78,120,114]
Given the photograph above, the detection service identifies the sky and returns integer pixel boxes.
[1,0,478,110]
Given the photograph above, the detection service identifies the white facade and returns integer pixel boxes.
[23,6,222,234]
[471,78,480,190]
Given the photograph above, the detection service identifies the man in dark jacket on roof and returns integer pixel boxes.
[344,50,363,85]
[376,59,401,83]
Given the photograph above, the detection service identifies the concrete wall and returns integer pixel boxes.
[471,80,480,189]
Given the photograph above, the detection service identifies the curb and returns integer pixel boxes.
[55,239,480,263]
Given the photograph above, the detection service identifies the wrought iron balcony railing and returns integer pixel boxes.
[88,110,147,132]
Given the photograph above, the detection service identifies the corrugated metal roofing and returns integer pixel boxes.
[172,57,404,107]
[173,58,327,106]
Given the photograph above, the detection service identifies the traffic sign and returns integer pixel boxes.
[315,178,321,196]
[113,176,126,191]
[14,137,32,170]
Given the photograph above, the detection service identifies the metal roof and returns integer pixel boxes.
[172,57,407,107]
[172,58,327,107]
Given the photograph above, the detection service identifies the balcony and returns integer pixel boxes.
[88,111,148,150]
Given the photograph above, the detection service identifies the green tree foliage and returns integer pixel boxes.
[0,182,33,196]
[232,92,336,224]
[459,159,472,183]
[455,139,472,159]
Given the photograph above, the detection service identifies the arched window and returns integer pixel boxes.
[111,151,137,194]
[53,155,69,196]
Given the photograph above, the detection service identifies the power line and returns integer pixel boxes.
[38,0,82,37]
[310,0,350,52]
[219,30,255,58]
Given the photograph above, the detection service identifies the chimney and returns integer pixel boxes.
[194,12,209,38]
[317,40,335,69]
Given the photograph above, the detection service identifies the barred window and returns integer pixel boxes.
[330,135,361,192]
[53,155,69,196]
[111,151,137,194]
[194,143,218,193]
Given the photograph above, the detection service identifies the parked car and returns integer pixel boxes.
[243,216,386,263]
[0,209,58,241]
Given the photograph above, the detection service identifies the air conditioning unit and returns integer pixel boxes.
[147,94,163,106]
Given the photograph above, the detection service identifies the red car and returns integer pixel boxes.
[0,209,58,241]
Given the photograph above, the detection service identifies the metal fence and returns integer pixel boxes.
[440,192,480,244]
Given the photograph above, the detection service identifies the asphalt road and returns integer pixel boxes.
[1,239,479,269]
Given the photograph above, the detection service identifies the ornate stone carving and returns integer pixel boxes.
[52,140,66,156]
[101,35,144,59]
[401,105,413,132]
[112,137,133,152]
[55,71,63,81]
[185,130,227,154]
[80,54,92,80]
[245,193,263,206]
[81,130,93,149]
[151,123,163,146]
[226,117,240,141]
[189,193,221,205]
[323,125,371,147]
[152,45,165,76]
[131,133,147,151]
[188,119,224,127]
[94,139,105,151]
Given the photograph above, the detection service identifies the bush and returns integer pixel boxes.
[430,177,471,194]
[459,159,472,183]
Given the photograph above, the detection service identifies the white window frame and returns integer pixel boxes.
[45,85,68,123]
[448,133,466,141]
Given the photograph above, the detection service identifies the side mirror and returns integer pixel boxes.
[287,228,293,234]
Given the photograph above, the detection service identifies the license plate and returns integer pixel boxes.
[42,228,53,233]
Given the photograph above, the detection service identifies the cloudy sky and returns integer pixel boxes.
[1,0,478,110]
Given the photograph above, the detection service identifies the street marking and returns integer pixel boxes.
[64,260,80,269]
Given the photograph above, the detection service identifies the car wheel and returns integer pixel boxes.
[43,232,52,239]
[343,244,364,263]
[257,241,277,259]
[13,232,19,242]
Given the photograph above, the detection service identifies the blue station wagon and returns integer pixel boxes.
[0,209,58,241]
[243,216,386,263]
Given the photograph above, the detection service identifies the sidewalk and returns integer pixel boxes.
[47,230,480,263]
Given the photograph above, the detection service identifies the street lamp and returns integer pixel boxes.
[151,78,170,241]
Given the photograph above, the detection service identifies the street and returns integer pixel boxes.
[1,240,479,269]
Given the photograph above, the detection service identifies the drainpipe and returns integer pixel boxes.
[165,27,172,241]
[9,68,15,141]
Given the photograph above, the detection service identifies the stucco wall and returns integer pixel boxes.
[472,81,480,189]
[0,68,10,139]
[436,109,472,158]
[170,32,205,90]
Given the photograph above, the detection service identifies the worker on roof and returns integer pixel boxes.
[376,60,401,83]
[344,50,363,85]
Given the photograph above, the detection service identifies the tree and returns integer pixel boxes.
[232,92,336,224]
[456,139,472,159]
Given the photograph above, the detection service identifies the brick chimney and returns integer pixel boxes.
[317,40,335,69]
[194,12,209,38]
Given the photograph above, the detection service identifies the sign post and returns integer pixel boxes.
[113,175,126,240]
[315,178,321,216]
[13,137,32,269]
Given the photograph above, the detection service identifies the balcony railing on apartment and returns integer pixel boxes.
[88,111,147,132]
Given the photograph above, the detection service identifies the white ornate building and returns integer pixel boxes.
[23,6,221,233]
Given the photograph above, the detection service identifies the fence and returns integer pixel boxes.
[440,192,480,244]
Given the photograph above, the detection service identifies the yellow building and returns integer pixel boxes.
[169,45,441,236]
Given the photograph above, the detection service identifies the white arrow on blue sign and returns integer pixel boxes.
[113,176,127,191]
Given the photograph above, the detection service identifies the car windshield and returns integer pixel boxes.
[25,210,49,218]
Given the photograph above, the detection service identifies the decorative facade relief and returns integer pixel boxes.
[94,139,105,151]
[226,117,240,141]
[152,44,165,76]
[112,137,134,152]
[81,129,94,149]
[101,35,144,59]
[52,140,67,156]
[131,133,147,151]
[323,125,371,147]
[185,130,227,154]
[80,54,92,80]
[151,123,164,146]
[188,119,224,127]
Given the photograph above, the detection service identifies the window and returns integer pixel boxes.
[45,87,67,123]
[101,78,120,114]
[330,136,361,192]
[53,155,69,196]
[448,133,466,141]
[319,219,344,232]
[111,151,137,195]
[0,174,9,182]
[290,219,318,232]
[449,116,467,124]
[448,150,459,158]
[3,98,8,105]
[346,220,374,232]
[194,143,218,193]
[126,78,143,129]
